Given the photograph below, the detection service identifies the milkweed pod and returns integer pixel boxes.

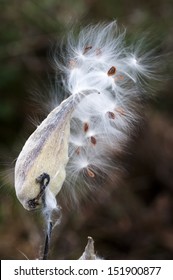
[15,21,158,210]
[14,90,95,211]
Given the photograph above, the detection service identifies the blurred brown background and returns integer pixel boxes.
[0,0,173,259]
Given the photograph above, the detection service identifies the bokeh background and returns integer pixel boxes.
[0,0,173,259]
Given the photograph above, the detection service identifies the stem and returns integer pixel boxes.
[42,220,53,260]
[34,172,53,260]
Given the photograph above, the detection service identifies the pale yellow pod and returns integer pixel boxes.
[15,92,93,211]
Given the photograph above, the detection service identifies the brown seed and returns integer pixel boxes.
[107,111,115,119]
[107,66,116,76]
[83,122,89,132]
[75,147,80,155]
[90,136,97,145]
[86,167,95,178]
[83,46,92,55]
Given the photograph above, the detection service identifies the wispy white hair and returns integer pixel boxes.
[52,21,158,203]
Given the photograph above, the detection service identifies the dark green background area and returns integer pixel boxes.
[0,0,173,259]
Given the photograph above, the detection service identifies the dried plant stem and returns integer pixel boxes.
[42,220,53,260]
